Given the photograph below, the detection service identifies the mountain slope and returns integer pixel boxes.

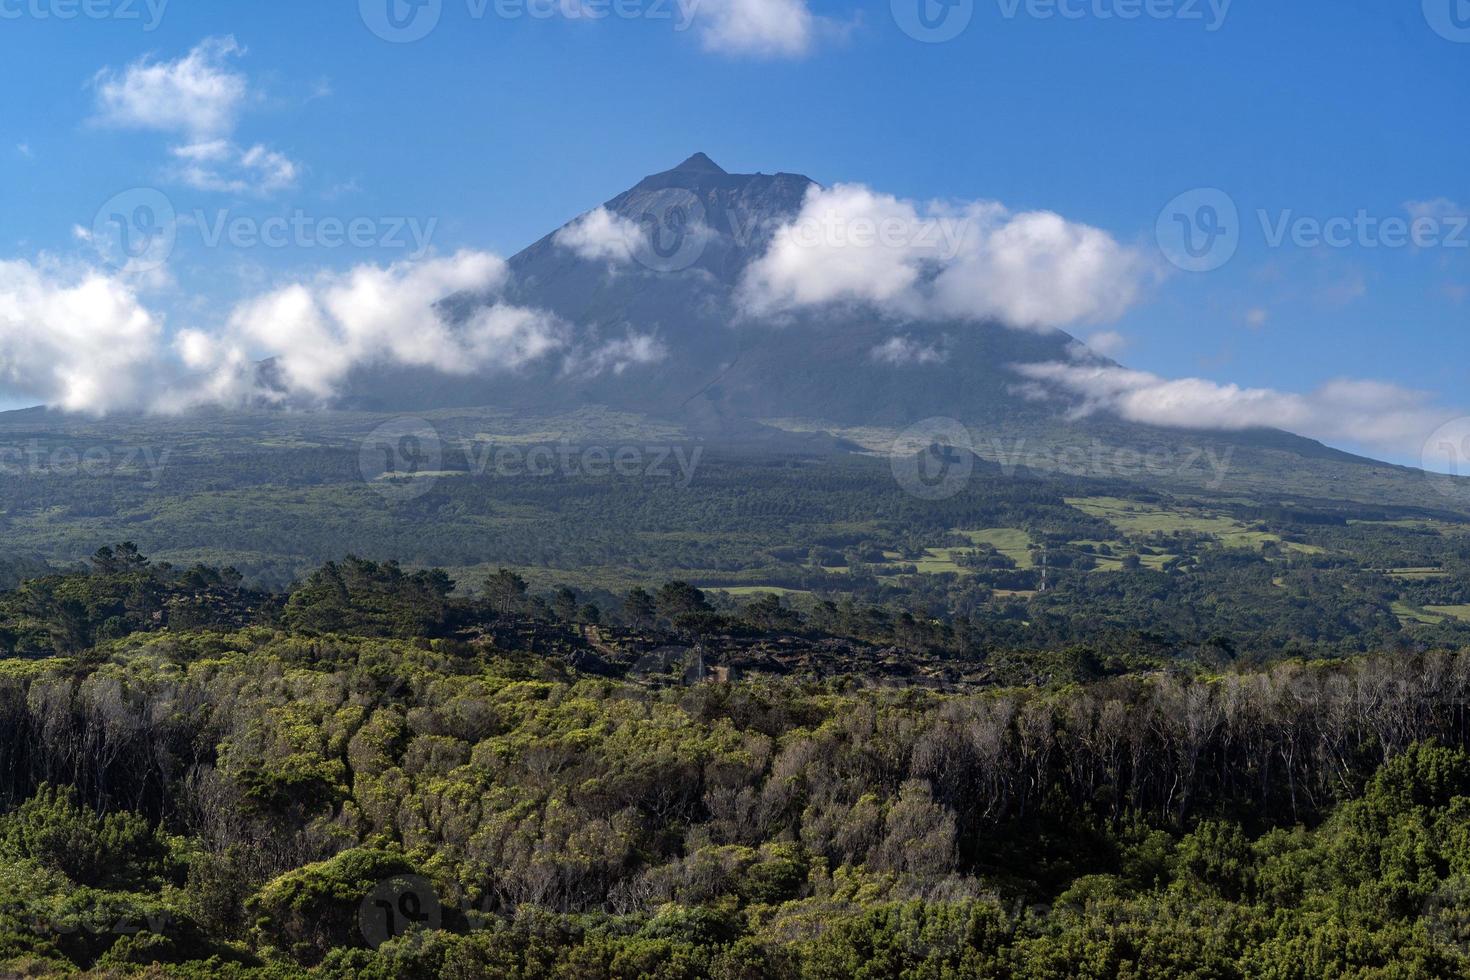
[344,153,1085,426]
[333,154,1458,508]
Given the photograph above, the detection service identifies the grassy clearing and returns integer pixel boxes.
[1392,601,1447,625]
[956,528,1036,568]
[717,586,813,598]
[908,551,964,575]
[863,529,1037,580]
[1350,518,1470,534]
[1067,496,1323,554]
[1066,496,1235,535]
[1073,538,1177,573]
[372,470,464,481]
[870,549,970,576]
[1090,552,1176,573]
[1426,605,1470,623]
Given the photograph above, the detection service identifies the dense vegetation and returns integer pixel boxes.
[4,412,1470,665]
[4,410,1470,975]
[1,553,1469,976]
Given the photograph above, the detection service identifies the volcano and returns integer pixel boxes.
[340,153,1089,428]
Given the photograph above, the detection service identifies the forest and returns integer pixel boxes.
[0,550,1469,976]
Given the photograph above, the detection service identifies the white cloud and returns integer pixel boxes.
[563,332,669,378]
[740,184,935,316]
[1405,197,1465,221]
[871,335,947,366]
[554,207,643,265]
[15,143,31,159]
[739,183,1153,331]
[93,36,248,140]
[1081,330,1129,359]
[933,209,1150,329]
[0,259,163,414]
[1245,308,1269,329]
[93,37,299,196]
[177,251,566,405]
[172,140,299,195]
[0,247,665,414]
[696,0,825,58]
[1015,360,1457,458]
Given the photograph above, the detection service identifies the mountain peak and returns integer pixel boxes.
[672,152,726,175]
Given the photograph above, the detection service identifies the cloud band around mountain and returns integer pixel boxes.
[1014,360,1459,460]
[736,183,1156,331]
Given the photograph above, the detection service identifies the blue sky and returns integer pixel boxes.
[0,0,1465,465]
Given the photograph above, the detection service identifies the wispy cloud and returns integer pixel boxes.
[1081,330,1129,359]
[1015,360,1458,459]
[1405,197,1465,222]
[92,37,300,196]
[93,36,249,140]
[555,207,645,266]
[562,331,669,378]
[871,335,947,366]
[695,0,837,59]
[171,140,299,195]
[172,251,566,407]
